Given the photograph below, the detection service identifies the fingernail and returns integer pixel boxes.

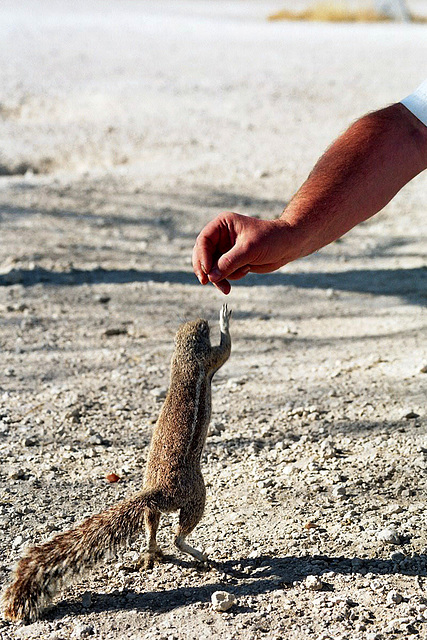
[196,271,208,285]
[214,281,230,295]
[209,268,221,282]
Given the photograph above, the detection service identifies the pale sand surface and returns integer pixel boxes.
[0,2,426,639]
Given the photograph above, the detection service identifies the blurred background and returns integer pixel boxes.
[1,0,426,183]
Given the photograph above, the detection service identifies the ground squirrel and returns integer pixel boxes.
[2,304,232,623]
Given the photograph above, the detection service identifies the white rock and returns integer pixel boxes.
[320,444,336,459]
[386,617,411,632]
[0,420,9,434]
[9,468,26,480]
[305,575,323,591]
[150,387,167,399]
[12,535,24,548]
[377,527,401,545]
[344,510,357,520]
[211,590,236,611]
[388,504,404,515]
[71,623,94,639]
[370,579,386,592]
[387,590,403,605]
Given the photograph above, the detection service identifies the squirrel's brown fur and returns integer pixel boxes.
[2,305,231,623]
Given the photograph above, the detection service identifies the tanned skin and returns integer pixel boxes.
[192,103,427,294]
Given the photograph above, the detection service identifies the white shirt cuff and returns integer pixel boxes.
[401,79,427,127]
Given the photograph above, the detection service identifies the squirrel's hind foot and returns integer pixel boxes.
[136,548,164,571]
[174,536,208,564]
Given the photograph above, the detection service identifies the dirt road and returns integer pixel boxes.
[0,2,426,638]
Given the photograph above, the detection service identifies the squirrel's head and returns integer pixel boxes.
[174,318,211,360]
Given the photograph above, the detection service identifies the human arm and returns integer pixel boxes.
[192,102,427,294]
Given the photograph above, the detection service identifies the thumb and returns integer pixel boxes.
[209,243,250,282]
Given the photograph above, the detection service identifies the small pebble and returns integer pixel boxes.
[344,510,357,520]
[12,534,24,548]
[211,591,236,611]
[150,387,167,399]
[106,472,120,483]
[332,486,347,498]
[9,469,26,480]
[386,617,411,632]
[71,623,94,639]
[319,443,337,459]
[305,575,323,591]
[388,504,404,515]
[103,327,127,337]
[88,433,105,445]
[404,411,420,420]
[377,527,402,545]
[0,420,9,434]
[227,377,246,387]
[387,590,403,605]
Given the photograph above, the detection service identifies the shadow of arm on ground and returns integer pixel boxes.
[1,266,425,305]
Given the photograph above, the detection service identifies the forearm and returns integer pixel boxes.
[192,100,427,294]
[281,103,427,259]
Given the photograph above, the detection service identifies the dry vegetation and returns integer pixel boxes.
[268,1,427,22]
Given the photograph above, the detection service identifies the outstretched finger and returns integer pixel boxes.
[192,217,229,284]
[192,240,210,284]
[212,278,231,295]
[192,235,218,284]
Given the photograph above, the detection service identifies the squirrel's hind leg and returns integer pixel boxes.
[136,508,163,570]
[174,489,207,563]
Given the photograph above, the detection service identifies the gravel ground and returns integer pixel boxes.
[0,2,426,639]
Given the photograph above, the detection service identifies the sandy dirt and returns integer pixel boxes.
[0,2,426,639]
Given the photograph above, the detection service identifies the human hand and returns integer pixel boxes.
[192,211,298,294]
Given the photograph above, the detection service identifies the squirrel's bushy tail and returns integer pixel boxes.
[2,490,157,623]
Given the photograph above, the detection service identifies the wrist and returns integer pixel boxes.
[275,209,316,262]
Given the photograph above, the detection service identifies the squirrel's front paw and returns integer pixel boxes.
[220,304,232,332]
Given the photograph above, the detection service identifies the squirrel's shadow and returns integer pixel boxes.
[43,553,427,621]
